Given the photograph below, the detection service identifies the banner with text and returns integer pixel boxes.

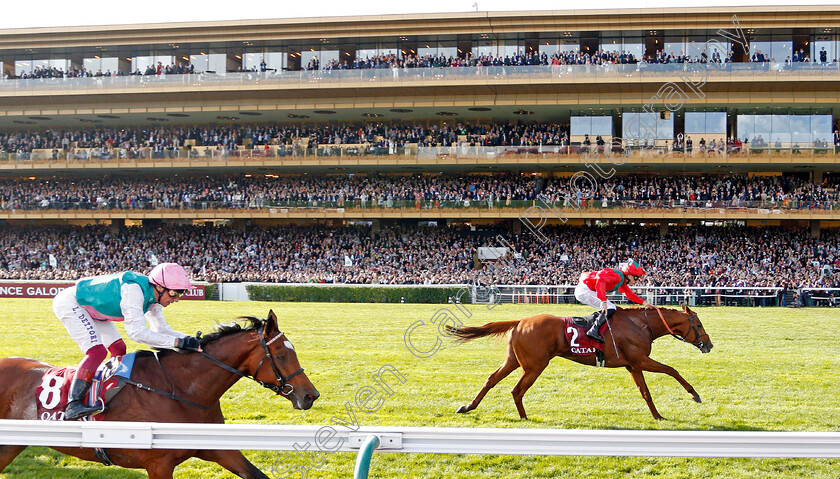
[0,283,206,300]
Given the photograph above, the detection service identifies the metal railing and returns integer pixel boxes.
[4,142,839,166]
[2,63,839,92]
[0,420,837,458]
[474,285,787,307]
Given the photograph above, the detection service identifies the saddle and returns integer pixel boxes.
[570,311,601,329]
[35,353,138,422]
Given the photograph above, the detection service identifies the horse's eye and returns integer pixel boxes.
[275,354,286,361]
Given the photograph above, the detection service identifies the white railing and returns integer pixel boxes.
[473,284,786,306]
[0,420,838,458]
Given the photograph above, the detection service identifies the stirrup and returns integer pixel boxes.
[65,398,105,421]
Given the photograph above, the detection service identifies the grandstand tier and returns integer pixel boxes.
[0,6,838,289]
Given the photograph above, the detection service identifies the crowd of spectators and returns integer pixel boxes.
[0,173,835,212]
[7,61,196,80]
[542,174,840,210]
[0,122,572,156]
[0,223,835,292]
[9,43,837,81]
[3,121,840,159]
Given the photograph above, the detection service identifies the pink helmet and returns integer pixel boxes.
[148,263,193,290]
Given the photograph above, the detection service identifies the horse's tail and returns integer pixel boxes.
[446,320,521,343]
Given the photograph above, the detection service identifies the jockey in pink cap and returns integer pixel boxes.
[53,263,201,420]
[574,259,653,343]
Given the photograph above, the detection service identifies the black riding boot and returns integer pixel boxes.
[586,309,615,343]
[64,379,102,421]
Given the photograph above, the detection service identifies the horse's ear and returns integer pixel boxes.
[265,310,279,336]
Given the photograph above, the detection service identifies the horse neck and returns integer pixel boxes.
[164,332,257,402]
[645,309,685,339]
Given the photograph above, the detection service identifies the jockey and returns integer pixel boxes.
[575,260,652,343]
[53,262,201,421]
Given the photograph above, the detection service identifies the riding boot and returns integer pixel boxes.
[586,309,615,343]
[64,379,102,421]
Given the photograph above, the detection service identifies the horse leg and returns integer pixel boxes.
[0,445,26,471]
[144,456,179,479]
[456,342,520,414]
[626,366,663,420]
[635,356,701,403]
[196,449,269,479]
[510,362,549,420]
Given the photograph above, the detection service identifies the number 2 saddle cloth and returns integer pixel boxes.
[562,315,605,366]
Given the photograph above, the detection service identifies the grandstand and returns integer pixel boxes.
[0,6,839,303]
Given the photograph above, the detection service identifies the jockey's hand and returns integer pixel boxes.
[600,301,608,313]
[175,336,202,352]
[642,300,653,308]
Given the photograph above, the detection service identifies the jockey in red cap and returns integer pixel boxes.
[575,260,653,343]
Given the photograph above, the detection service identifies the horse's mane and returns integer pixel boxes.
[198,316,265,346]
[152,316,265,357]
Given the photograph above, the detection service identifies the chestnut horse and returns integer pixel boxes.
[0,310,319,479]
[450,306,712,420]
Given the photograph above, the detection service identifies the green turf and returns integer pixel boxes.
[0,300,838,478]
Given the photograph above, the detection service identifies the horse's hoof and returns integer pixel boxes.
[455,405,468,414]
[654,415,665,420]
[693,395,702,403]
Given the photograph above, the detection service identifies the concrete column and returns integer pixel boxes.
[811,219,821,239]
[109,219,125,233]
[229,218,248,232]
[814,169,824,184]
[512,219,522,235]
[659,222,669,236]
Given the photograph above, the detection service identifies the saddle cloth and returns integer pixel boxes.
[35,353,137,421]
[562,317,605,356]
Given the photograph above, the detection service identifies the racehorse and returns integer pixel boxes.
[0,310,319,479]
[449,305,712,420]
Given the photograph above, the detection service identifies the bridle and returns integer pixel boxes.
[124,323,304,410]
[646,306,710,351]
[199,323,304,396]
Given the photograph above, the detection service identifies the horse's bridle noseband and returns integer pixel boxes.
[199,323,304,396]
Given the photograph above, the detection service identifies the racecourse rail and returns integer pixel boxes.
[0,420,839,458]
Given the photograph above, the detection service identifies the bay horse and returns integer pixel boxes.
[0,310,319,479]
[449,305,712,420]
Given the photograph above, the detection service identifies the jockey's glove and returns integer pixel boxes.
[175,335,201,352]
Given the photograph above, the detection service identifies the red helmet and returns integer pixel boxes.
[620,260,646,276]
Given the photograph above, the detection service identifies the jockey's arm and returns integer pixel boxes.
[120,283,184,349]
[619,283,646,305]
[144,305,190,340]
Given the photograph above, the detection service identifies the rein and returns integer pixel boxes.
[125,323,304,410]
[118,352,214,410]
[199,324,304,396]
[645,306,701,346]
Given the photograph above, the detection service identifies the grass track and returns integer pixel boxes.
[0,299,838,478]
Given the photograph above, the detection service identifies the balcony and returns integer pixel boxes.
[1,142,837,172]
[1,62,837,96]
